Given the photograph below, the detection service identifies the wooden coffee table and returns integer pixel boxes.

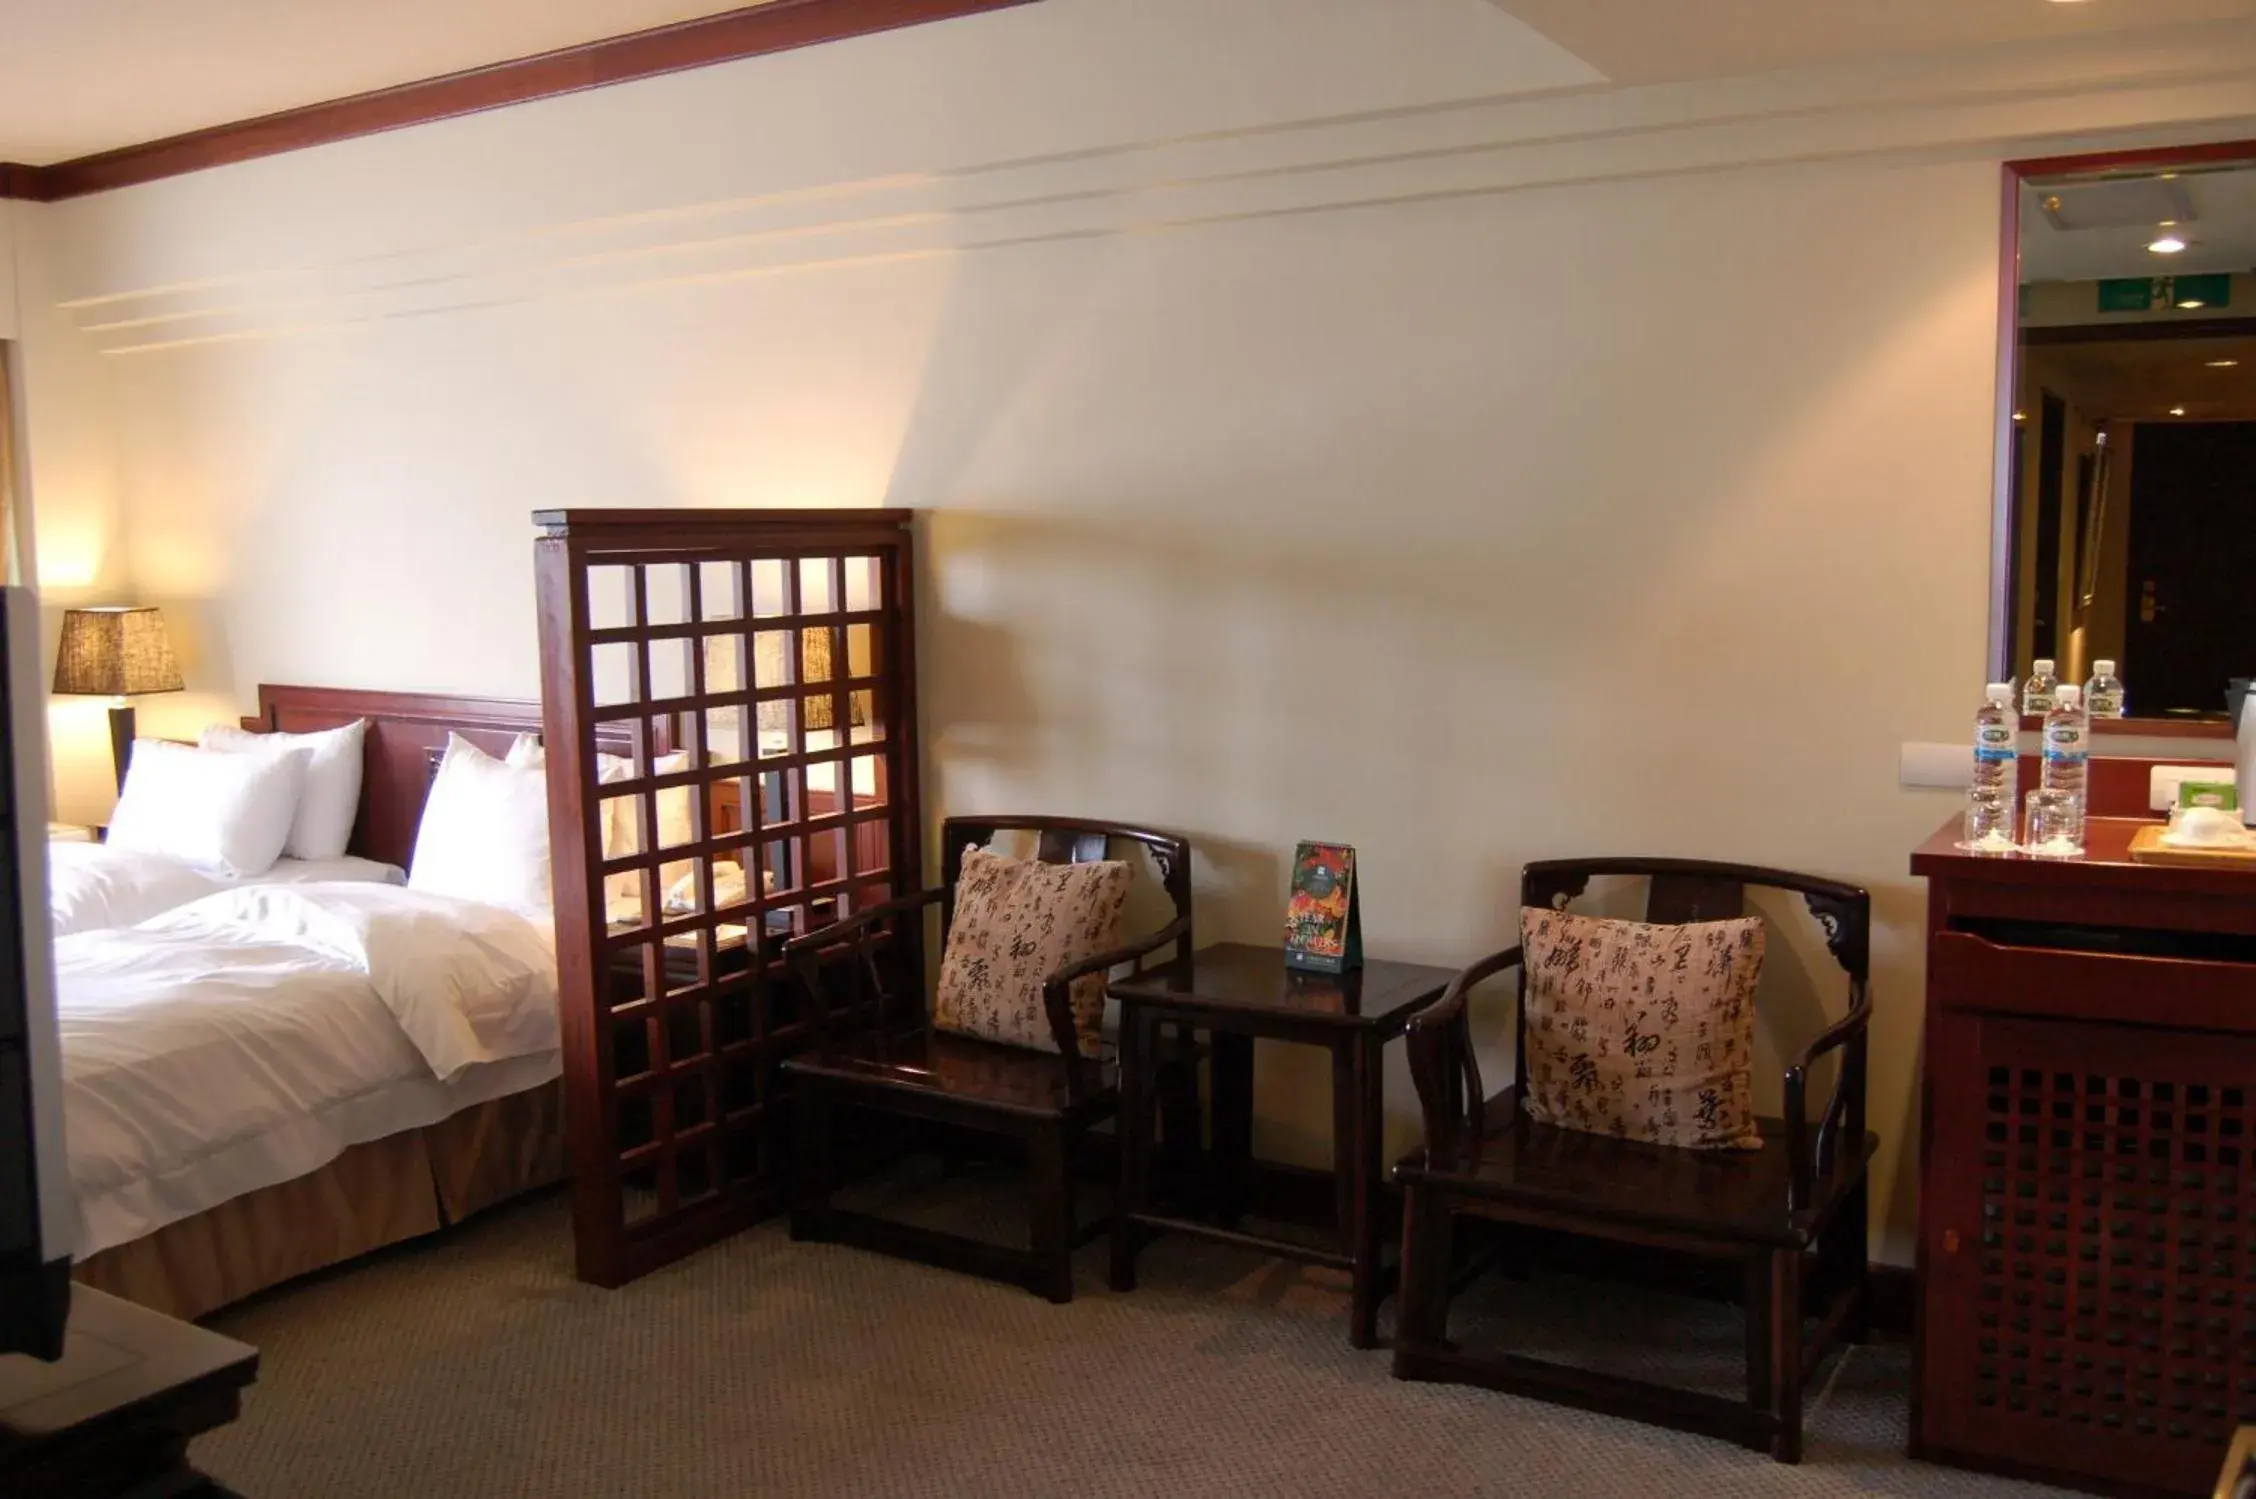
[1107,942,1459,1348]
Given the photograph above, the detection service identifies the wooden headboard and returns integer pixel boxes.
[241,683,651,871]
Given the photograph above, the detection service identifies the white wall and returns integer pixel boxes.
[19,0,2256,1261]
[6,197,134,806]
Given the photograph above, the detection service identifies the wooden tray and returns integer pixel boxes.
[2127,822,2256,869]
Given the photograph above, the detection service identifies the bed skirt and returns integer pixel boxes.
[73,1081,565,1322]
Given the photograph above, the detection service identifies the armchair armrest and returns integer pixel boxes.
[783,886,947,1038]
[1789,976,1872,1075]
[1039,913,1194,1079]
[1043,914,1193,996]
[1783,976,1872,1214]
[1432,945,1525,1016]
[782,886,947,962]
[1407,945,1523,1160]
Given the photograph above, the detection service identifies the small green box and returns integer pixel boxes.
[2177,780,2240,812]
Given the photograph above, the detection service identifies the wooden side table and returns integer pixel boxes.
[1107,942,1458,1348]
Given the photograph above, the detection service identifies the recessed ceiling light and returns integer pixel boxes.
[2207,359,2240,368]
[2170,406,2188,416]
[2149,233,2189,254]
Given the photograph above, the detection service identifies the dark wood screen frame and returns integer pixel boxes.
[0,0,1037,201]
[1990,138,2256,703]
[534,507,923,1287]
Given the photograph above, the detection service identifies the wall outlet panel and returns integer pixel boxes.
[1901,742,1974,790]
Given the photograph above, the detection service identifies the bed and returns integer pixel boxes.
[68,684,617,1321]
[49,841,404,937]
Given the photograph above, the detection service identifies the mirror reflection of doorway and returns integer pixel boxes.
[2124,420,2256,716]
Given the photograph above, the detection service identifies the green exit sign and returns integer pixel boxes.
[2099,278,2154,312]
[2172,272,2232,309]
[2097,274,2234,313]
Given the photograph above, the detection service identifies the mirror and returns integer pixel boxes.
[2003,148,2256,723]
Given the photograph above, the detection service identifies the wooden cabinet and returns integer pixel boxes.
[1911,818,2256,1497]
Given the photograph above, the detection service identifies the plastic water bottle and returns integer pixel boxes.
[2085,659,2126,719]
[2022,658,2059,717]
[1963,683,2021,851]
[2041,684,2089,803]
[1974,683,2018,799]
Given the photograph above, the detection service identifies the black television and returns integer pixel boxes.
[0,585,71,1360]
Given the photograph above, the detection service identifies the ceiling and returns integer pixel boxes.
[2027,335,2256,421]
[1493,0,2256,85]
[3,0,2255,167]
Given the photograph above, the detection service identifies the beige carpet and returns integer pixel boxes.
[193,1188,2072,1499]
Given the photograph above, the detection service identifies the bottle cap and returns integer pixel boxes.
[2033,659,2055,674]
[2055,684,2082,708]
[1986,682,2015,704]
[2094,660,2115,676]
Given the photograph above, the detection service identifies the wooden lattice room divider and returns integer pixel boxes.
[534,509,923,1286]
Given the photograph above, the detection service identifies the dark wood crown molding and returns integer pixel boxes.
[2008,137,2256,181]
[0,0,1038,203]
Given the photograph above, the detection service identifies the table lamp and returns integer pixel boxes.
[51,606,184,791]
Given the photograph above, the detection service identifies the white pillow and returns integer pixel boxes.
[201,718,368,861]
[106,738,308,877]
[497,736,701,917]
[407,734,552,920]
[596,750,696,914]
[513,737,697,890]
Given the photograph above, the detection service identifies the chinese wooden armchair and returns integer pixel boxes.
[781,816,1192,1303]
[1392,857,1875,1463]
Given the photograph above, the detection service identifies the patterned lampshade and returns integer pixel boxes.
[753,628,868,734]
[51,606,185,697]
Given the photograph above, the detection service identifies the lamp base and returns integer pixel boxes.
[108,703,136,793]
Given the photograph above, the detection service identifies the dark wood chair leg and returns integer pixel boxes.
[1111,1008,1153,1293]
[1210,1031,1255,1230]
[1744,1250,1775,1450]
[1768,1247,1804,1464]
[1828,1177,1872,1344]
[1392,1182,1455,1368]
[1029,1121,1075,1305]
[791,1077,836,1243]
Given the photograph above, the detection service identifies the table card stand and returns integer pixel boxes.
[1284,841,1362,974]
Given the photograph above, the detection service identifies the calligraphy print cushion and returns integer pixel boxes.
[1518,906,1766,1151]
[933,846,1134,1058]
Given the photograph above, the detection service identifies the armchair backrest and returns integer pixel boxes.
[1517,857,1870,1085]
[788,817,1193,1087]
[1410,857,1871,1193]
[939,816,1194,969]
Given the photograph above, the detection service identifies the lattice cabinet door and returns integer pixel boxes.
[1925,1008,2256,1495]
[533,509,923,1287]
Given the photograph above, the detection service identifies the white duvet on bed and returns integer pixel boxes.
[56,883,560,1258]
[47,838,404,936]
